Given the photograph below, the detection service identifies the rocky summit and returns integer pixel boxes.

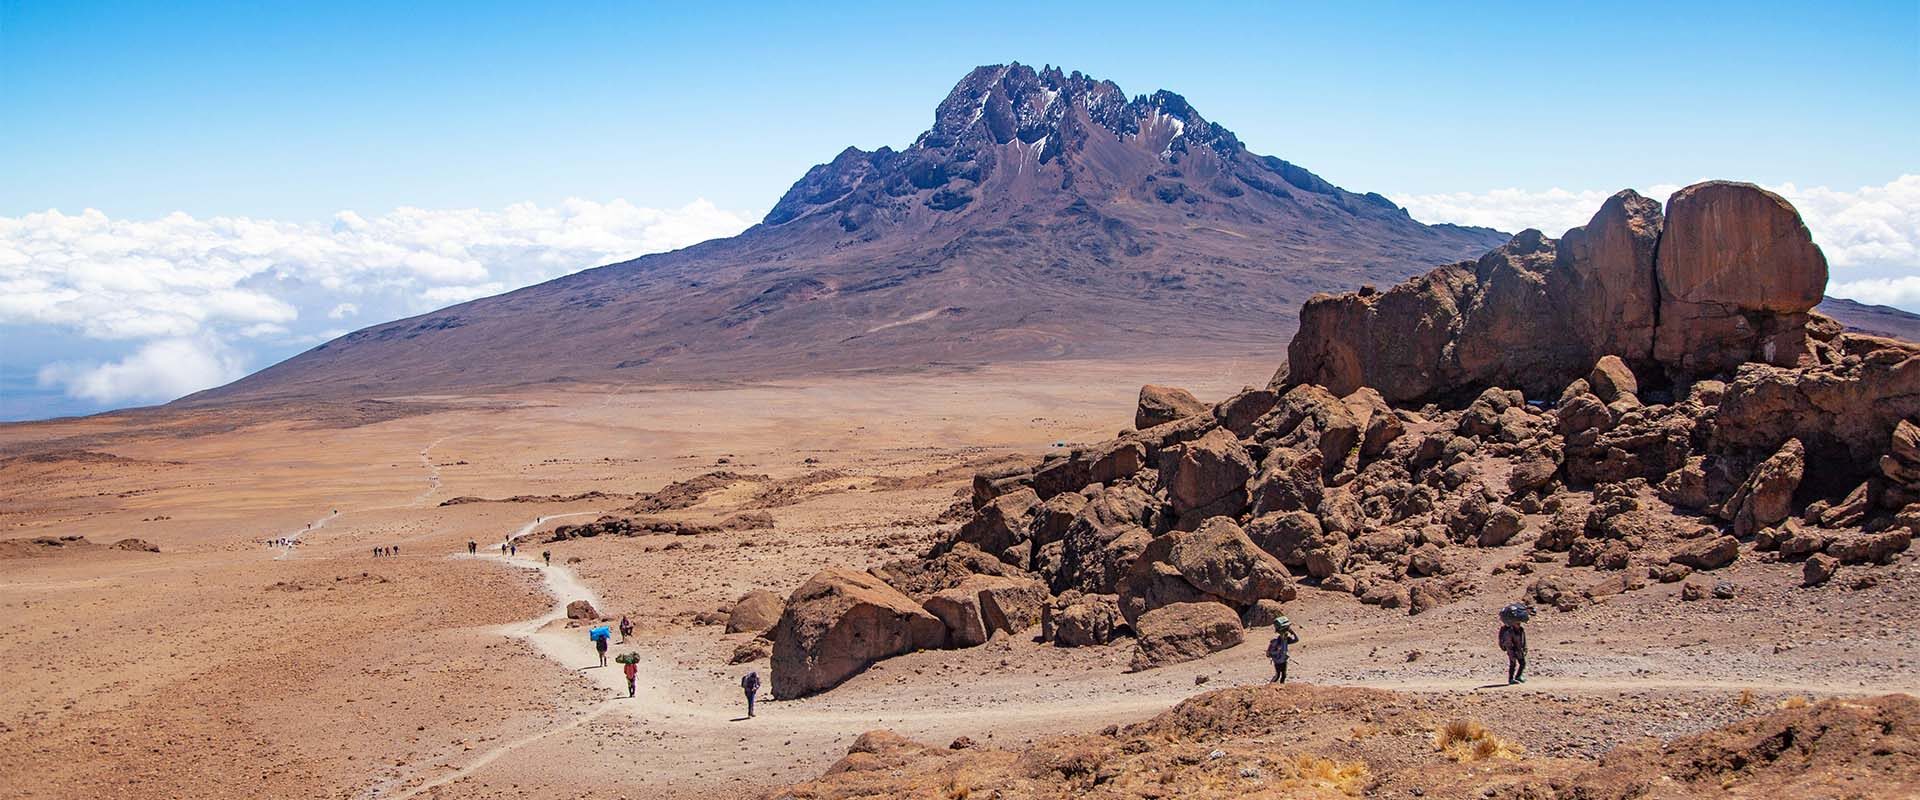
[764,179,1916,695]
[188,62,1511,404]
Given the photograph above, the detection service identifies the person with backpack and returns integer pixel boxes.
[1499,603,1530,685]
[623,657,638,698]
[740,670,762,718]
[542,550,551,566]
[1266,617,1300,683]
[468,540,476,555]
[590,625,611,668]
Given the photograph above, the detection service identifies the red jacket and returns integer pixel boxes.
[623,662,638,679]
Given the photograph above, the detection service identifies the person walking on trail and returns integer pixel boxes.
[509,543,517,557]
[1266,617,1300,683]
[500,542,508,555]
[1499,603,1530,685]
[468,540,476,555]
[619,615,634,643]
[590,625,611,668]
[623,658,638,698]
[543,550,551,566]
[741,671,762,718]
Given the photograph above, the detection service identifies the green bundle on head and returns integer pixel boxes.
[1273,616,1291,632]
[615,652,639,665]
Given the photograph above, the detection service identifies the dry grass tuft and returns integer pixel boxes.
[1739,688,1756,707]
[1280,753,1373,796]
[1434,719,1524,762]
[1780,695,1810,710]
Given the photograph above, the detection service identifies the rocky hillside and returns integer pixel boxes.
[759,180,1916,698]
[185,63,1507,404]
[770,686,1919,799]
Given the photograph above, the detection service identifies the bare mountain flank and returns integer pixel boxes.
[186,63,1507,404]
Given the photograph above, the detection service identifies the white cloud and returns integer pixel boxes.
[2,198,755,410]
[37,338,248,404]
[1392,175,1920,311]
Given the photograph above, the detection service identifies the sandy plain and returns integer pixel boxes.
[1,357,1915,799]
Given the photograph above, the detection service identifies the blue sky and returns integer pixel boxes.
[2,1,1916,419]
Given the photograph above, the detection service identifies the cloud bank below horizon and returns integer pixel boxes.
[5,175,1916,419]
[4,199,754,413]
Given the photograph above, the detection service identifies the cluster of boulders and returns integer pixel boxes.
[548,510,775,540]
[760,180,1917,698]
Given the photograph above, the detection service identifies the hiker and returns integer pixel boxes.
[1499,603,1530,685]
[623,657,638,697]
[392,544,400,556]
[500,542,508,555]
[509,544,517,557]
[543,550,551,566]
[372,546,379,558]
[618,615,634,643]
[741,670,761,718]
[468,540,476,554]
[1266,617,1299,683]
[591,625,611,668]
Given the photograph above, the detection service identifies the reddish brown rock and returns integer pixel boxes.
[725,589,785,636]
[1160,428,1254,520]
[1654,181,1828,373]
[771,568,947,698]
[1129,602,1244,671]
[1670,535,1740,571]
[1726,439,1805,537]
[1041,591,1124,647]
[1135,384,1208,430]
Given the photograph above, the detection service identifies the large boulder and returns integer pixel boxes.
[956,487,1041,564]
[922,577,994,648]
[977,575,1049,638]
[1119,518,1296,624]
[725,589,785,636]
[565,599,601,620]
[1725,439,1805,537]
[1159,428,1254,522]
[1041,591,1125,647]
[1136,384,1209,430]
[1654,181,1827,374]
[1556,191,1664,369]
[1128,602,1244,671]
[770,568,947,698]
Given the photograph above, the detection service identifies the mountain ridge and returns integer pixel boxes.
[181,63,1911,406]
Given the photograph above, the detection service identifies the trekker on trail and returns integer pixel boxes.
[1499,603,1530,685]
[623,658,638,697]
[392,545,400,556]
[542,550,551,566]
[1266,617,1299,683]
[741,671,761,718]
[468,540,476,554]
[590,625,611,668]
[500,542,508,555]
[509,544,517,557]
[618,615,634,643]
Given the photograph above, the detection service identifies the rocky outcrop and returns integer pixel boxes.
[1285,182,1831,404]
[1041,591,1125,647]
[771,568,947,699]
[1117,517,1294,625]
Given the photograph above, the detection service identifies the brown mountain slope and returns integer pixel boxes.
[185,63,1506,405]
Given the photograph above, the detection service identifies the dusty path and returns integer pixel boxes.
[272,509,339,560]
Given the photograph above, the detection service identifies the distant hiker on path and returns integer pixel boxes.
[618,615,634,643]
[500,542,508,555]
[509,544,517,557]
[468,540,476,554]
[1499,603,1530,685]
[1266,617,1299,684]
[542,550,551,566]
[741,671,761,718]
